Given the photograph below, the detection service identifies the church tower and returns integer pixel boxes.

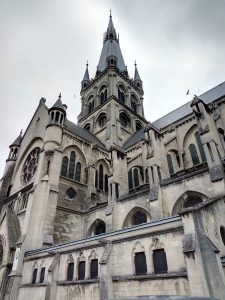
[77,14,147,148]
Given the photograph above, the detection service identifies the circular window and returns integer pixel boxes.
[120,113,130,128]
[0,243,3,266]
[67,188,76,200]
[22,147,40,184]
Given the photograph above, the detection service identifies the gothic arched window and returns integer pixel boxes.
[75,162,81,182]
[98,113,107,128]
[133,168,139,187]
[22,147,40,184]
[153,249,168,274]
[61,156,68,177]
[131,101,137,113]
[167,154,174,175]
[84,123,90,131]
[94,220,106,235]
[132,211,147,226]
[120,112,130,128]
[195,132,206,162]
[134,252,147,275]
[128,169,133,190]
[104,174,108,192]
[90,259,98,279]
[78,261,85,280]
[95,170,98,188]
[99,164,104,190]
[67,262,74,281]
[100,86,107,104]
[118,85,126,103]
[189,144,200,166]
[183,195,203,209]
[136,122,143,131]
[68,151,75,179]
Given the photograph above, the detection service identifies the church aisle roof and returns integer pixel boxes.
[123,128,145,149]
[152,81,225,129]
[65,119,106,149]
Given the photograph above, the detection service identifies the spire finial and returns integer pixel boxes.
[135,60,137,67]
[86,60,88,67]
[109,8,112,18]
[58,92,61,99]
[20,129,23,136]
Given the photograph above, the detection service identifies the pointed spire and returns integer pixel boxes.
[10,131,23,147]
[105,11,117,42]
[82,61,90,81]
[134,61,142,81]
[51,93,66,111]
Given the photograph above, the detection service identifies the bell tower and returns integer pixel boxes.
[77,14,148,148]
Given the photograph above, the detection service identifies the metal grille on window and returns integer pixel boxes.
[189,144,200,166]
[90,259,98,279]
[40,267,45,283]
[68,152,75,179]
[78,261,85,280]
[153,249,168,274]
[61,156,68,177]
[67,262,74,281]
[134,252,147,275]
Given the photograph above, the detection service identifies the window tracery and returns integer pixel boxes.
[21,147,40,184]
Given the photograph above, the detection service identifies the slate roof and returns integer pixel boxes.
[50,96,65,111]
[65,119,106,149]
[134,64,142,81]
[123,81,225,150]
[153,81,225,129]
[10,133,23,147]
[82,65,90,82]
[123,128,145,149]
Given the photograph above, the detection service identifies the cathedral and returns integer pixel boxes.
[0,13,225,300]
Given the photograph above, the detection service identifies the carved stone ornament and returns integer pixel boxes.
[21,147,40,184]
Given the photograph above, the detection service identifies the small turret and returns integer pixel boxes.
[8,131,23,161]
[48,93,66,127]
[134,61,143,91]
[81,62,90,91]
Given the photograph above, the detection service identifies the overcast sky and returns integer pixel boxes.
[1,0,225,176]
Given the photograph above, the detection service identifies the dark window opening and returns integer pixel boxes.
[95,170,98,188]
[120,113,130,128]
[115,183,119,198]
[66,188,76,200]
[98,114,107,128]
[78,261,85,280]
[153,249,168,274]
[136,122,142,131]
[104,174,108,192]
[32,268,38,284]
[195,132,207,162]
[220,226,225,245]
[131,101,137,113]
[67,262,74,281]
[68,151,75,179]
[167,154,174,175]
[100,89,107,104]
[99,164,104,190]
[133,168,139,187]
[134,252,147,275]
[132,211,147,226]
[94,220,106,235]
[90,259,98,279]
[189,144,200,166]
[183,195,203,209]
[128,169,133,190]
[145,169,149,183]
[75,162,81,182]
[40,267,45,283]
[6,185,12,197]
[84,123,90,131]
[118,89,125,103]
[61,156,68,177]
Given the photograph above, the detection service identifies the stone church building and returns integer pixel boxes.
[0,14,225,300]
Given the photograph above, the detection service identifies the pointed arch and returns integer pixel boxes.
[61,156,68,176]
[87,219,106,237]
[122,206,150,228]
[172,191,207,215]
[75,162,81,182]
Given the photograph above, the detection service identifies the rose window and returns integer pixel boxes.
[22,147,40,184]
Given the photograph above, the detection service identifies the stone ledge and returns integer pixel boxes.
[20,283,47,288]
[112,271,187,282]
[57,278,99,285]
